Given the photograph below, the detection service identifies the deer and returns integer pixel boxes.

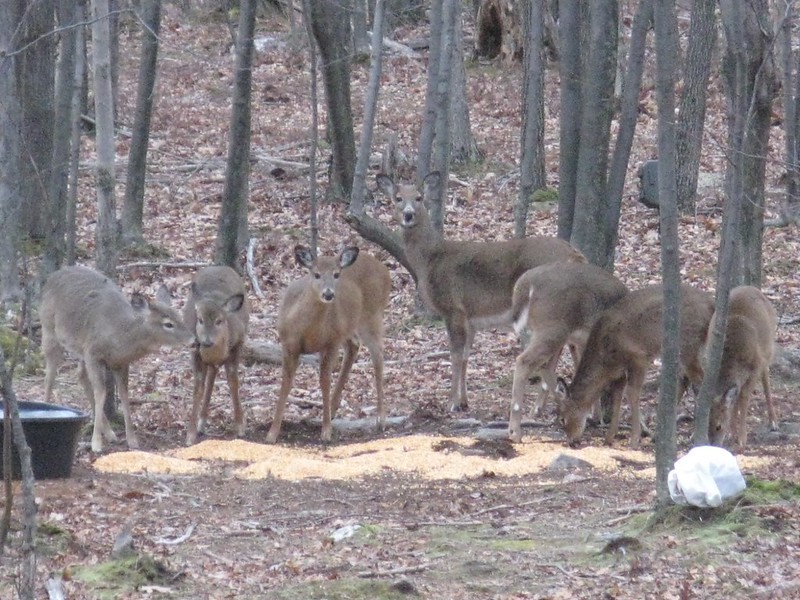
[556,283,715,449]
[706,285,777,449]
[41,265,194,452]
[267,245,391,443]
[508,262,629,442]
[183,266,250,446]
[376,172,586,413]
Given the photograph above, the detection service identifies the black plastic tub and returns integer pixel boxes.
[0,401,89,479]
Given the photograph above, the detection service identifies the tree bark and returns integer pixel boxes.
[216,0,256,268]
[606,0,651,268]
[92,0,118,278]
[66,2,87,266]
[17,0,55,242]
[0,0,23,302]
[569,0,618,268]
[43,0,80,276]
[308,0,356,201]
[515,0,545,238]
[449,7,481,165]
[652,0,681,509]
[417,0,443,185]
[122,0,162,249]
[675,0,717,214]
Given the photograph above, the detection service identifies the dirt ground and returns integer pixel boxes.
[2,6,800,599]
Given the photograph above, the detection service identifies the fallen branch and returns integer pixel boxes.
[357,562,432,578]
[117,261,209,270]
[155,523,195,545]
[246,238,266,299]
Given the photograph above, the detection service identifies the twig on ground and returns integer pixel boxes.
[155,523,196,545]
[357,562,431,578]
[246,238,266,299]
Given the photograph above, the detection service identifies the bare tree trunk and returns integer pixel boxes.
[67,3,87,266]
[308,0,356,200]
[449,7,480,166]
[416,0,443,184]
[515,0,545,238]
[0,346,38,599]
[695,0,750,446]
[216,0,256,268]
[92,0,119,278]
[675,0,716,214]
[44,0,80,276]
[652,0,681,509]
[350,0,386,217]
[0,0,22,302]
[17,0,55,242]
[429,0,458,231]
[606,0,651,268]
[569,0,618,268]
[302,0,319,255]
[122,0,162,249]
[556,0,584,240]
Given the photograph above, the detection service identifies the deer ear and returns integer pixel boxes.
[130,292,149,312]
[294,245,314,268]
[224,293,245,313]
[155,284,172,306]
[339,246,359,268]
[376,173,394,196]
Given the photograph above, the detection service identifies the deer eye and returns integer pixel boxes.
[164,321,175,330]
[215,318,223,326]
[313,272,321,279]
[415,195,423,202]
[197,317,204,325]
[333,272,340,279]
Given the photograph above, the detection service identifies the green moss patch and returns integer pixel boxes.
[71,554,178,599]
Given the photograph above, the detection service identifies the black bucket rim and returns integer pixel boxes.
[0,400,90,424]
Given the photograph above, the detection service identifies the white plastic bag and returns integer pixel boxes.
[668,446,746,508]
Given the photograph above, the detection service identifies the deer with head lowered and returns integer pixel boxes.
[267,245,391,443]
[183,266,250,446]
[508,262,628,442]
[41,265,194,452]
[376,172,586,412]
[556,283,714,449]
[707,285,777,449]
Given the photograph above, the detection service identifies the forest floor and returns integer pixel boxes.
[3,6,800,599]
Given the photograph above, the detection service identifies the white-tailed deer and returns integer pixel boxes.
[556,284,714,449]
[267,245,391,443]
[707,285,777,448]
[508,262,628,442]
[376,172,585,412]
[41,266,193,452]
[183,266,250,446]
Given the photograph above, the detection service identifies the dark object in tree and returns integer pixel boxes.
[638,159,660,209]
[475,0,503,59]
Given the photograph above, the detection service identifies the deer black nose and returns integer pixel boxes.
[403,211,414,225]
[321,289,334,302]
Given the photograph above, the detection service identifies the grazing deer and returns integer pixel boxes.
[376,172,585,412]
[508,262,628,442]
[267,245,391,443]
[556,284,714,449]
[707,285,777,449]
[183,266,250,446]
[41,266,193,452]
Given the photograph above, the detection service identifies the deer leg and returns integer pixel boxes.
[200,364,219,433]
[113,365,138,450]
[319,350,336,442]
[267,349,299,443]
[225,349,245,437]
[762,368,777,431]
[604,375,630,447]
[186,352,206,445]
[42,337,64,404]
[510,335,562,442]
[620,368,645,449]
[445,316,470,411]
[330,338,359,418]
[84,357,110,452]
[734,376,757,448]
[359,324,386,431]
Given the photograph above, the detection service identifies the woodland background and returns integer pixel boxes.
[0,0,799,598]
